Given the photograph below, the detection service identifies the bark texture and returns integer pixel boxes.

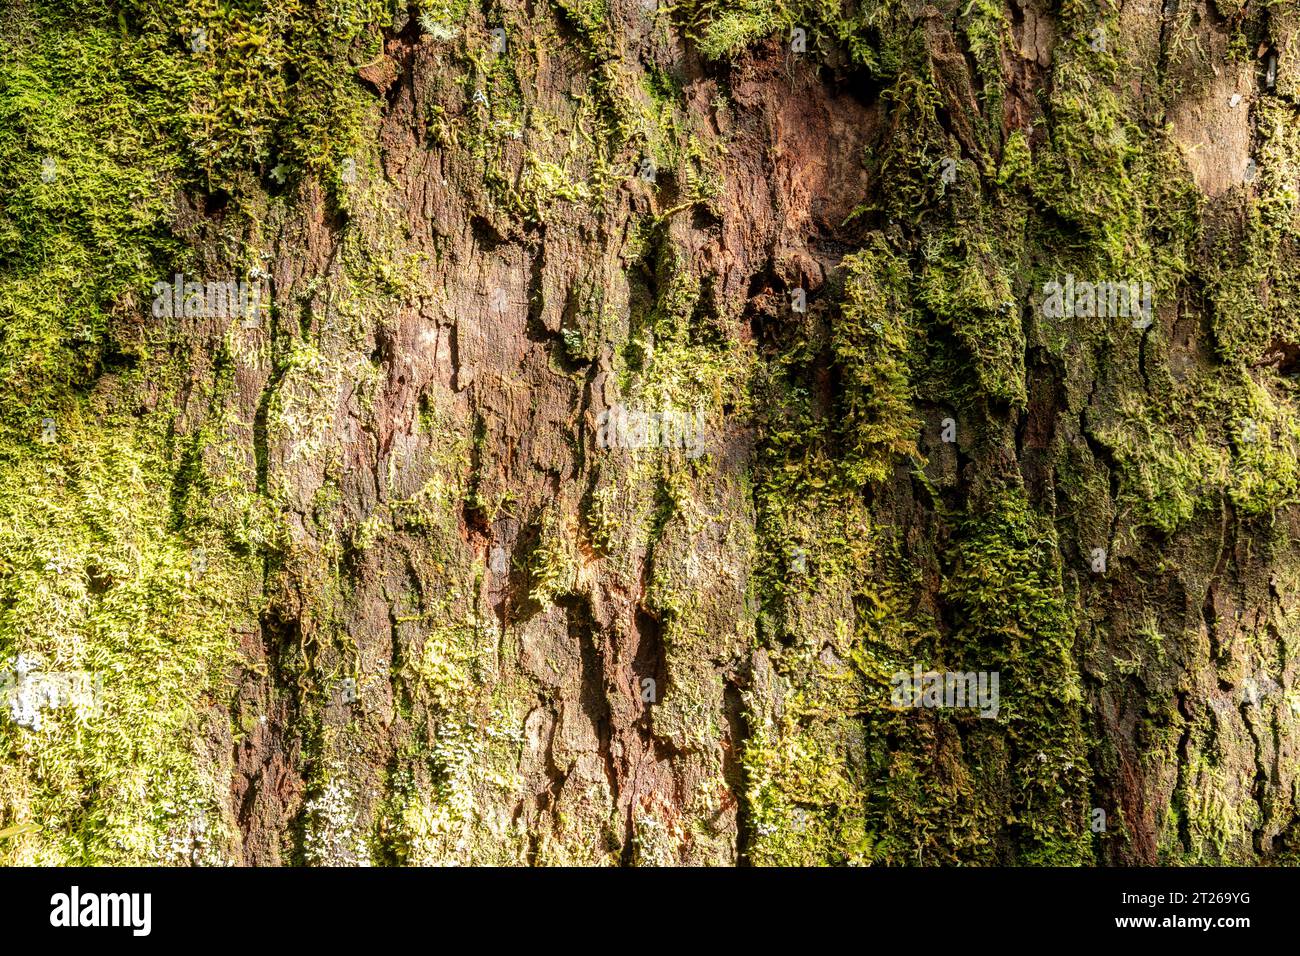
[3,0,1300,866]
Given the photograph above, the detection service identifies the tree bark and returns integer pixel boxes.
[2,0,1299,866]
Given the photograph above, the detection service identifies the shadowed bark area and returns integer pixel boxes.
[2,0,1300,866]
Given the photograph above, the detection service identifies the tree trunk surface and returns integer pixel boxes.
[2,0,1299,866]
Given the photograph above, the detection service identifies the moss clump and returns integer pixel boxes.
[917,227,1023,407]
[678,0,913,74]
[743,708,871,866]
[874,71,951,227]
[1030,56,1200,290]
[418,0,474,40]
[105,0,384,190]
[941,487,1092,864]
[687,0,786,61]
[527,508,579,607]
[1088,366,1300,535]
[620,230,751,422]
[0,3,268,864]
[552,0,609,38]
[834,235,922,484]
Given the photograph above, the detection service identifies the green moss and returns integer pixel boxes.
[0,3,267,864]
[1086,364,1300,535]
[552,0,609,37]
[959,0,1008,129]
[875,71,951,227]
[418,0,474,40]
[585,482,620,552]
[835,235,922,483]
[687,0,787,61]
[1205,96,1300,366]
[620,230,751,420]
[1030,57,1199,289]
[113,0,384,190]
[678,0,911,73]
[940,487,1092,864]
[743,709,872,866]
[527,508,579,607]
[917,227,1023,407]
